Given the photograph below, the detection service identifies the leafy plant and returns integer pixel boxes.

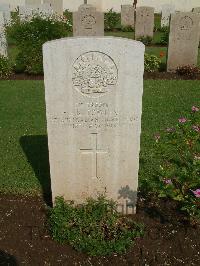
[0,56,13,79]
[7,14,71,74]
[137,36,153,46]
[152,107,200,221]
[159,28,169,45]
[144,53,161,72]
[121,25,134,32]
[49,196,144,256]
[104,9,121,31]
[176,65,200,79]
[63,9,73,30]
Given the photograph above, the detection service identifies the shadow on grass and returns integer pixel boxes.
[20,135,52,206]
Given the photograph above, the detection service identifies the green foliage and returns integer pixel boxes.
[121,25,134,32]
[136,36,153,46]
[176,65,200,79]
[63,9,73,30]
[144,53,161,72]
[151,108,200,220]
[0,55,13,79]
[49,196,144,256]
[158,27,169,45]
[104,9,121,31]
[7,15,70,74]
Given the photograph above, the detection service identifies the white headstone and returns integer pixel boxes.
[43,37,144,214]
[192,7,200,41]
[167,12,200,72]
[161,4,175,27]
[19,6,34,21]
[73,4,104,37]
[121,5,135,28]
[43,0,63,15]
[38,4,53,16]
[0,12,7,57]
[0,3,11,25]
[135,6,154,39]
[36,4,53,17]
[25,0,41,6]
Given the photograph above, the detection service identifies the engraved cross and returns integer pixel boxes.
[80,133,107,179]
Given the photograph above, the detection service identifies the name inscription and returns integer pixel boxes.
[50,102,137,129]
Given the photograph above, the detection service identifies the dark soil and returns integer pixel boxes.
[2,72,200,81]
[0,194,199,266]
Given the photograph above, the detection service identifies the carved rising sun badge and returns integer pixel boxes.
[72,51,118,97]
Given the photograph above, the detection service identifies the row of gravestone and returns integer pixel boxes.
[73,4,200,72]
[0,3,200,72]
[42,8,200,214]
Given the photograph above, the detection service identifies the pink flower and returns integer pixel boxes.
[163,179,172,185]
[192,189,200,198]
[178,117,187,123]
[192,125,200,132]
[192,106,199,112]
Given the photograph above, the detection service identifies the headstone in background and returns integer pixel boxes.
[0,3,11,25]
[135,6,154,39]
[19,6,34,21]
[73,4,104,37]
[192,7,200,13]
[37,3,54,17]
[167,12,200,72]
[192,7,200,41]
[121,5,135,28]
[43,0,63,16]
[161,4,175,27]
[43,37,144,214]
[25,0,41,6]
[0,12,7,57]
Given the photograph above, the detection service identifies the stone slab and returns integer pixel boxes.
[167,12,200,72]
[43,37,144,214]
[161,4,175,27]
[0,12,7,57]
[73,4,104,37]
[135,6,154,39]
[121,5,135,28]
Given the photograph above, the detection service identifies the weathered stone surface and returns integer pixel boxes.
[43,37,144,214]
[25,0,41,6]
[43,0,63,15]
[192,7,200,13]
[19,6,34,21]
[73,4,104,37]
[167,12,200,72]
[0,3,11,25]
[135,6,154,39]
[37,3,53,16]
[161,4,175,27]
[121,5,135,28]
[0,12,7,57]
[192,7,200,41]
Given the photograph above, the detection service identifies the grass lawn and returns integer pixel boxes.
[0,80,199,197]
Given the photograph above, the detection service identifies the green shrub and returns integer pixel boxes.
[0,55,13,79]
[176,65,200,79]
[7,15,71,75]
[104,9,121,31]
[136,36,152,46]
[49,196,144,256]
[151,107,200,221]
[144,53,161,72]
[63,9,73,30]
[121,25,134,32]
